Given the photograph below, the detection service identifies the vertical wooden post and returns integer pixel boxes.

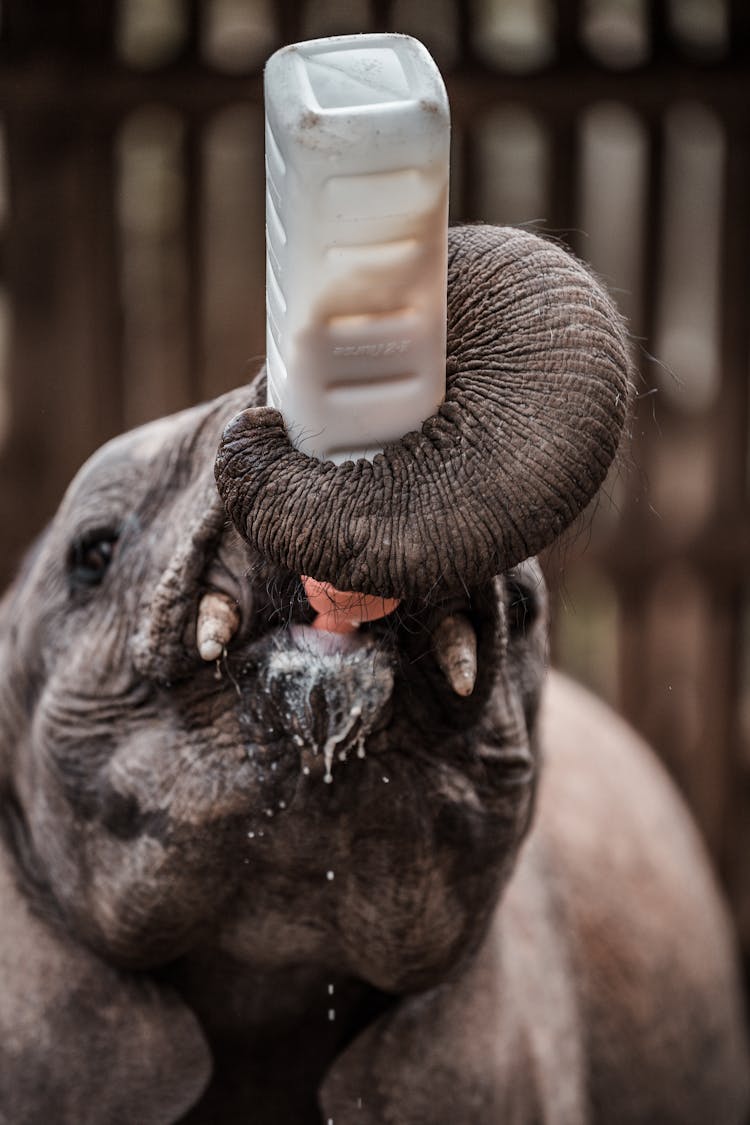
[713,117,750,944]
[0,108,122,584]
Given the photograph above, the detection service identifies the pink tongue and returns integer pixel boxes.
[301,576,400,635]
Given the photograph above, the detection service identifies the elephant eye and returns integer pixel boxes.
[505,577,538,638]
[68,528,119,588]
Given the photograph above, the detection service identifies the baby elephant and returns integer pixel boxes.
[0,226,747,1123]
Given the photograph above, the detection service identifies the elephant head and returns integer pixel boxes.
[0,225,632,1120]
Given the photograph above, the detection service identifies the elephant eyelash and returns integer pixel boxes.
[67,526,120,590]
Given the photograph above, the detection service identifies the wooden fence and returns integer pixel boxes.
[1,0,749,967]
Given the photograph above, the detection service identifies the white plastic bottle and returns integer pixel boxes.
[264,33,450,463]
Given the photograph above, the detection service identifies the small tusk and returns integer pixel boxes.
[197,592,240,662]
[433,614,477,697]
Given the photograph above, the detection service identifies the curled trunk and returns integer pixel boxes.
[215,225,633,601]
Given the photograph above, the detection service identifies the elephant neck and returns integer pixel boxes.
[158,950,392,1122]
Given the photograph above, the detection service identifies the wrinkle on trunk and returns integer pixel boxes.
[215,226,633,601]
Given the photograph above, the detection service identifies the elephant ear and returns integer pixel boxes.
[0,818,211,1123]
[215,224,634,601]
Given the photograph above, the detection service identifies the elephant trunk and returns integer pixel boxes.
[215,226,633,602]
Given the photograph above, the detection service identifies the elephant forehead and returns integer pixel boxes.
[60,385,258,514]
[64,408,206,497]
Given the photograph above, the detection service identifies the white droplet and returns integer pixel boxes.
[328,982,335,995]
[326,870,335,881]
[247,831,255,839]
[324,771,333,784]
[382,776,390,784]
[265,808,273,817]
[328,1008,336,1021]
[302,765,311,775]
[278,799,286,809]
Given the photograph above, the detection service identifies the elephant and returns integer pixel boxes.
[0,224,747,1124]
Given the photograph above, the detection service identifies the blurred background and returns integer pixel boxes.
[0,0,749,978]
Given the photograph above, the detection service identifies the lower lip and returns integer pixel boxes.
[287,623,371,656]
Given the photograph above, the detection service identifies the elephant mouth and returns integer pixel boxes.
[193,563,498,788]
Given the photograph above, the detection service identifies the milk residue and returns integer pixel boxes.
[323,713,358,782]
[322,703,363,782]
[265,638,392,784]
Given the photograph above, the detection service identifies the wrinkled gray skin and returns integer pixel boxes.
[0,227,748,1124]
